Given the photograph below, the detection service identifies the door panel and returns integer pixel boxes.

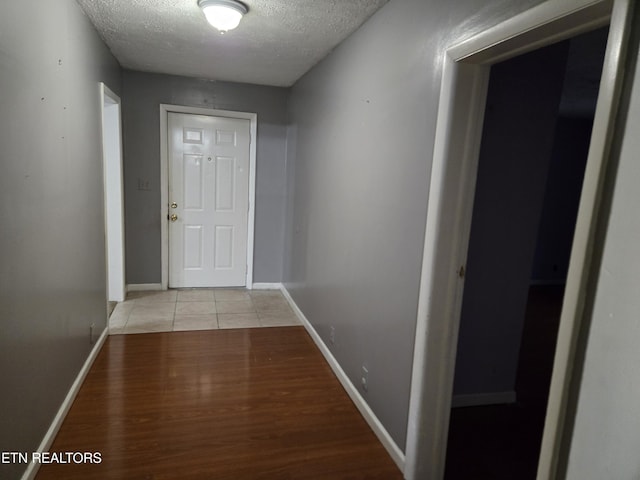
[184,154,204,209]
[215,156,235,211]
[183,225,204,269]
[168,113,250,288]
[214,225,234,269]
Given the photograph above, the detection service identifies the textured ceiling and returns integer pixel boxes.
[76,0,390,87]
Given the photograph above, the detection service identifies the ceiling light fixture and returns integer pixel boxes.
[198,0,248,33]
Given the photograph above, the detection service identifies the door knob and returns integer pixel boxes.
[171,202,178,209]
[170,214,178,222]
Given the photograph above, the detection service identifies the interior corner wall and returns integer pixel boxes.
[0,1,122,479]
[564,12,640,478]
[121,71,289,285]
[283,0,546,450]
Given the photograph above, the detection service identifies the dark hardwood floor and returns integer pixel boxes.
[445,285,564,479]
[36,327,402,479]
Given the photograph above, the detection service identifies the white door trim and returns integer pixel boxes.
[100,83,126,302]
[403,1,633,479]
[160,104,257,290]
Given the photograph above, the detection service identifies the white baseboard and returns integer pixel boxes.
[251,282,283,290]
[451,390,517,408]
[127,283,284,292]
[127,283,163,292]
[280,286,406,472]
[21,326,109,480]
[529,279,566,286]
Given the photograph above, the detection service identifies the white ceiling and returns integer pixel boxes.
[76,0,390,87]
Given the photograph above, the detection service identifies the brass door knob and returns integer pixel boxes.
[170,214,178,222]
[171,202,178,209]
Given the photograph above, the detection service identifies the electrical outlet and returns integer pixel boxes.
[89,323,95,345]
[361,365,369,392]
[329,326,335,346]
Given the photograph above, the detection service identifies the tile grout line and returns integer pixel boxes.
[112,289,300,334]
[171,296,177,331]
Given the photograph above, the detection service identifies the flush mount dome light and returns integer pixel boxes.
[198,0,248,33]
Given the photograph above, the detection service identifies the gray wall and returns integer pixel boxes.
[121,71,289,285]
[453,42,568,398]
[284,0,547,450]
[0,1,121,479]
[565,13,640,478]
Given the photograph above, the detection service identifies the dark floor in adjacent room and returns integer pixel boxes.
[445,285,564,480]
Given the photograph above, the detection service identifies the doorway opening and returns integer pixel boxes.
[403,1,633,479]
[444,27,608,480]
[101,83,126,308]
[167,112,251,288]
[159,104,258,290]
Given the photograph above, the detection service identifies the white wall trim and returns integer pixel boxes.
[100,83,126,303]
[404,1,631,479]
[451,391,517,409]
[21,327,109,480]
[538,2,633,477]
[280,286,406,472]
[159,104,258,290]
[127,283,163,292]
[530,279,567,286]
[252,282,283,290]
[449,0,611,64]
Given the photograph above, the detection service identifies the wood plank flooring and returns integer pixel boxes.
[36,327,402,479]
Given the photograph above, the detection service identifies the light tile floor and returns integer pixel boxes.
[109,289,301,335]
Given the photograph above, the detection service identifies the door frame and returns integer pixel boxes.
[100,83,126,302]
[159,104,258,290]
[403,0,633,479]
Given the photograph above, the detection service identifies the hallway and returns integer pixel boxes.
[4,2,640,479]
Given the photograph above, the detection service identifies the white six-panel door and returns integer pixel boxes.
[168,113,250,288]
